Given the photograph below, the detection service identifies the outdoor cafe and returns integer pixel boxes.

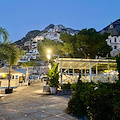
[55,58,117,84]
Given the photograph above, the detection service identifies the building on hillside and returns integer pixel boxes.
[106,23,120,57]
[23,36,44,61]
[18,61,48,80]
[21,26,67,61]
[28,61,48,76]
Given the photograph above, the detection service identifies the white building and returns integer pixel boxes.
[106,24,120,57]
[23,36,44,61]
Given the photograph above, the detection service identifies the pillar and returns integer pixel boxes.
[96,64,98,74]
[60,58,63,85]
[89,62,92,82]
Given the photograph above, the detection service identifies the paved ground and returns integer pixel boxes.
[0,82,77,120]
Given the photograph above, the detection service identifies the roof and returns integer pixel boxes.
[14,69,26,75]
[55,58,116,69]
[0,67,25,75]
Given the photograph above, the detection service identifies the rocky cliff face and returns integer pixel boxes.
[42,24,79,34]
[100,19,120,35]
[14,24,79,46]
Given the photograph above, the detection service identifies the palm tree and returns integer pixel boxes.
[0,43,20,89]
[0,27,9,43]
[0,27,9,67]
[19,61,36,82]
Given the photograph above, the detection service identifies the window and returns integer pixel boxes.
[15,75,18,79]
[114,46,117,49]
[12,75,14,79]
[115,37,117,42]
[110,40,111,43]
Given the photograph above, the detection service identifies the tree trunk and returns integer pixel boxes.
[8,65,12,89]
[25,67,29,82]
[81,51,87,59]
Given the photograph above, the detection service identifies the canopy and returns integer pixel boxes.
[55,58,116,69]
[55,58,117,84]
[0,67,25,75]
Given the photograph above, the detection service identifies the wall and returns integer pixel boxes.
[0,79,19,89]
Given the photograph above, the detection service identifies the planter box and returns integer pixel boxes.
[5,88,13,94]
[43,85,50,92]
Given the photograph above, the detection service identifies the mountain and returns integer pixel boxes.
[42,24,79,34]
[14,30,41,46]
[14,24,79,46]
[15,20,120,47]
[100,19,120,35]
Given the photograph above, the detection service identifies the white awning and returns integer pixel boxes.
[55,58,116,69]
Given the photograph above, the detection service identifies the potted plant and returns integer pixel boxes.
[47,63,59,94]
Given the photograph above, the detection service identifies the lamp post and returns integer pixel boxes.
[43,50,51,90]
[47,50,51,70]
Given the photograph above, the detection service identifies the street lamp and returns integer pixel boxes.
[47,50,51,70]
[47,54,51,63]
[47,50,51,54]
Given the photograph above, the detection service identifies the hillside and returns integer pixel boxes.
[100,19,120,35]
[14,24,79,46]
[14,30,41,46]
[15,19,120,47]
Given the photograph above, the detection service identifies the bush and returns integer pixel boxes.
[70,82,77,92]
[62,82,71,90]
[47,63,59,87]
[67,80,120,120]
[86,83,115,120]
[67,80,96,118]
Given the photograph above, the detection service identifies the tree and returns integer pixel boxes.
[60,33,77,57]
[60,28,112,58]
[18,61,36,82]
[37,38,64,61]
[0,43,20,89]
[37,28,111,59]
[116,55,120,80]
[0,27,9,67]
[77,28,112,58]
[0,27,9,43]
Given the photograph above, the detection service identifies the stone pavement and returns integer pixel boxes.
[0,81,78,120]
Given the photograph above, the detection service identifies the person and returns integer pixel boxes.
[78,73,81,81]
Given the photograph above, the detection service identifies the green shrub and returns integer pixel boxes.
[47,63,59,87]
[86,83,115,120]
[62,82,71,90]
[67,80,96,118]
[67,80,120,120]
[70,82,77,92]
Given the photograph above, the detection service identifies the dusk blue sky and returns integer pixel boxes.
[0,0,120,42]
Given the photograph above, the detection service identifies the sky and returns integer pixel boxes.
[0,0,120,42]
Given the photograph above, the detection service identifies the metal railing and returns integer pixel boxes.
[60,73,118,84]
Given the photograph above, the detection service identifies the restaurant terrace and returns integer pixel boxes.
[55,58,117,84]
